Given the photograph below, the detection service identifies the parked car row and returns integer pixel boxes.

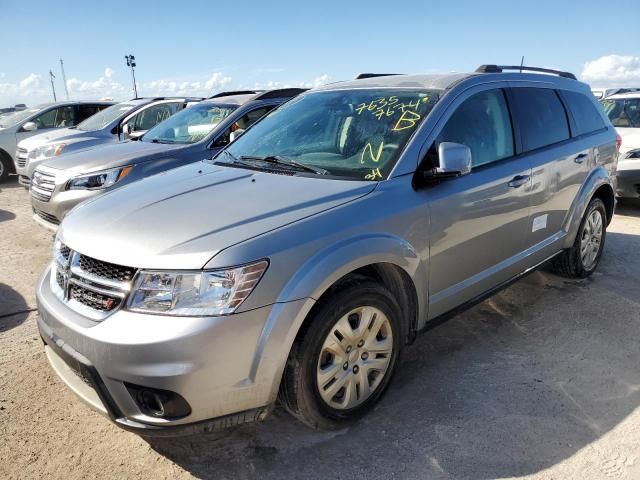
[5,65,622,435]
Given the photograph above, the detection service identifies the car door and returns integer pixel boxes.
[425,87,533,318]
[509,87,590,252]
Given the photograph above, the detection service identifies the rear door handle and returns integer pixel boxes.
[508,174,530,188]
[574,153,588,164]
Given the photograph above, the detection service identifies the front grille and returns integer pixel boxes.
[31,169,56,202]
[70,284,121,312]
[34,208,60,225]
[78,255,136,282]
[52,242,136,320]
[16,147,27,167]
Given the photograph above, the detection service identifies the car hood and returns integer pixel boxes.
[44,141,183,174]
[18,128,87,150]
[59,162,376,269]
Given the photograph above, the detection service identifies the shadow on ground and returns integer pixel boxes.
[0,283,32,332]
[146,236,640,479]
[0,208,16,223]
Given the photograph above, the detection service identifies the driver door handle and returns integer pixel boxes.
[508,174,530,188]
[574,153,588,164]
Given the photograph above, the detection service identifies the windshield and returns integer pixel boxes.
[143,102,237,144]
[222,89,440,180]
[76,102,137,131]
[601,98,640,128]
[0,107,41,128]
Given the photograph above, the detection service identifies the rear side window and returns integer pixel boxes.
[563,91,606,136]
[511,88,570,151]
[437,89,514,168]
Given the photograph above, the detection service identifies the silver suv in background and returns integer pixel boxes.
[30,89,304,229]
[16,97,202,187]
[0,101,113,182]
[37,65,617,435]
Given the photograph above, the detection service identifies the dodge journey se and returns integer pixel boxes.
[36,65,617,434]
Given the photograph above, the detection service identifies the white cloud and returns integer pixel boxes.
[581,54,640,87]
[298,74,331,89]
[104,67,114,79]
[66,67,126,99]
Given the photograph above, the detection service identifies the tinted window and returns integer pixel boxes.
[512,88,570,151]
[437,89,514,167]
[77,105,108,123]
[212,105,276,147]
[563,91,606,136]
[33,106,76,129]
[128,102,182,131]
[601,98,640,128]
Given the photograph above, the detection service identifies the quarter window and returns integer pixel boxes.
[563,91,606,136]
[512,88,570,151]
[437,89,514,168]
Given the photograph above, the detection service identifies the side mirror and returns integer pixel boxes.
[22,121,37,132]
[121,123,132,138]
[415,142,472,188]
[438,142,472,176]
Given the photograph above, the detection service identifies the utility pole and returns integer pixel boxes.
[124,54,138,98]
[60,58,69,99]
[49,70,57,101]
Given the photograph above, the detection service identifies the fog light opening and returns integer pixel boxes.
[125,383,192,420]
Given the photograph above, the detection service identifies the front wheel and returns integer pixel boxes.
[0,154,10,183]
[552,197,607,278]
[279,278,403,430]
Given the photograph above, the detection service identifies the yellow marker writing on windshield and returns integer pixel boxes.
[392,111,421,132]
[361,141,384,164]
[365,168,383,180]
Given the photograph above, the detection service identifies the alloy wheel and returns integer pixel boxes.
[580,209,603,270]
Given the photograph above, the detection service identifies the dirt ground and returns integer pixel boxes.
[1,177,640,480]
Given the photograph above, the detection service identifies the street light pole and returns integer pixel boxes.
[124,54,138,98]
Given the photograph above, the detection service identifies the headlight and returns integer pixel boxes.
[66,166,133,190]
[30,143,66,161]
[127,260,269,316]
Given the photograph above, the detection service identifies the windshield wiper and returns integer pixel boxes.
[239,155,328,175]
[150,138,176,144]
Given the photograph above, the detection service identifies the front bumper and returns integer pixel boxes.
[31,186,99,230]
[615,169,640,198]
[36,266,314,435]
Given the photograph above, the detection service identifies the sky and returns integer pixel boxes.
[1,0,639,106]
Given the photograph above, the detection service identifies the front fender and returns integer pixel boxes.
[277,232,427,325]
[562,165,614,249]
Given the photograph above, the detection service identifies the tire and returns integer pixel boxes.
[552,197,607,278]
[279,277,403,430]
[0,153,10,183]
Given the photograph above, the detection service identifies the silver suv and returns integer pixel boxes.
[36,65,617,435]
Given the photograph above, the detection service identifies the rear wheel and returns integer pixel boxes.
[552,198,607,278]
[279,278,403,430]
[0,153,10,183]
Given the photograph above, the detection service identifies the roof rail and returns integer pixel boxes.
[475,64,577,80]
[209,90,265,99]
[355,73,404,80]
[253,88,308,100]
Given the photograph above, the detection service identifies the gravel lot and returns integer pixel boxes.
[1,176,640,480]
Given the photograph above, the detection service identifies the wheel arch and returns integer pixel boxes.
[563,166,615,248]
[0,147,16,174]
